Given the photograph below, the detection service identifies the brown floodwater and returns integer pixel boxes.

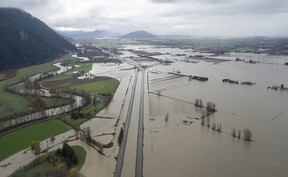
[140,47,288,177]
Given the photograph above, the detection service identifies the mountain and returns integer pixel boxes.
[58,30,120,39]
[0,8,76,71]
[120,30,157,39]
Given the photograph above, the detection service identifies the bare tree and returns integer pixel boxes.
[243,129,252,141]
[201,117,205,125]
[216,124,222,132]
[206,117,210,128]
[165,113,169,122]
[206,101,216,114]
[212,123,216,130]
[237,130,241,139]
[200,111,206,125]
[231,128,236,137]
[195,99,203,107]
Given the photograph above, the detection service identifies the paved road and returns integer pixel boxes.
[103,46,146,177]
[114,69,139,177]
[135,70,145,177]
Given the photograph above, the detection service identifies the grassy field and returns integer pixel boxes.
[72,146,86,170]
[0,119,71,161]
[0,62,57,118]
[19,146,86,177]
[82,102,106,116]
[42,97,71,108]
[60,78,119,127]
[73,78,119,96]
[61,115,88,128]
[45,62,92,81]
[233,46,256,53]
[0,65,120,161]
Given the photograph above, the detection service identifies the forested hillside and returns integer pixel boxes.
[0,8,76,71]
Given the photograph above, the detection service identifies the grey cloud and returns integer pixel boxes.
[1,0,287,36]
[0,0,49,9]
[150,0,231,4]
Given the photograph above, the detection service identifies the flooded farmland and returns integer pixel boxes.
[134,46,288,177]
[2,44,288,177]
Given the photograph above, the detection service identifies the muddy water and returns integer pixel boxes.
[142,47,288,177]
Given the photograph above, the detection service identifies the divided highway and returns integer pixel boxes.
[114,69,139,177]
[101,47,145,177]
[113,69,145,177]
[136,70,145,177]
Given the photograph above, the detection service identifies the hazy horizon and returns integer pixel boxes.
[1,0,288,37]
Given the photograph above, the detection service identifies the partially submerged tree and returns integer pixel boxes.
[216,124,222,132]
[206,117,210,128]
[200,112,206,125]
[212,122,216,130]
[165,113,169,122]
[206,101,216,114]
[83,126,92,143]
[243,128,252,141]
[231,128,236,137]
[195,99,203,107]
[238,130,241,139]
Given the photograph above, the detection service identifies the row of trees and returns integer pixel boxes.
[232,128,253,141]
[200,113,222,132]
[199,110,253,141]
[0,86,90,133]
[195,99,216,114]
[24,78,41,90]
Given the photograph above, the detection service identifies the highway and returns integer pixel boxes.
[135,70,145,177]
[101,47,145,177]
[113,69,138,177]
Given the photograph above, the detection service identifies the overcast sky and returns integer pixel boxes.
[1,0,288,36]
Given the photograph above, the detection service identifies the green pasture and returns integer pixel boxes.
[0,119,71,161]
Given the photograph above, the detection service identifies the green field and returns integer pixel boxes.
[0,119,71,161]
[17,146,86,177]
[73,78,119,96]
[45,62,92,81]
[0,62,57,118]
[95,44,123,49]
[42,97,71,108]
[60,78,119,127]
[233,46,256,53]
[72,146,86,170]
[63,54,80,63]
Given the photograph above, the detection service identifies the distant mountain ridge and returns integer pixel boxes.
[120,30,157,39]
[58,30,120,39]
[0,8,76,71]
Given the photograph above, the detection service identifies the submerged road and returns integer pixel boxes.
[114,69,139,177]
